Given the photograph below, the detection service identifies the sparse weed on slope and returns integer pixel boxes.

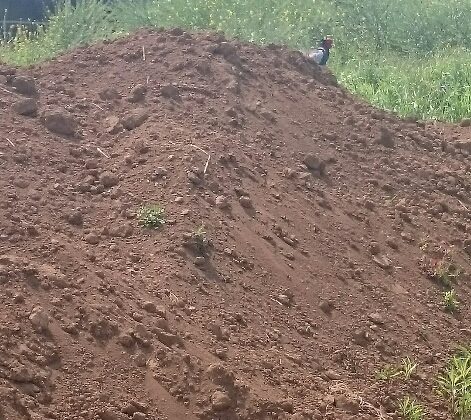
[438,347,471,419]
[376,357,417,381]
[398,396,425,420]
[137,205,166,229]
[443,289,460,313]
[401,357,418,380]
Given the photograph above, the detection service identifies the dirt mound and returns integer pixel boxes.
[0,29,470,420]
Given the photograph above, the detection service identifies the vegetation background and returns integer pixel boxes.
[1,0,470,122]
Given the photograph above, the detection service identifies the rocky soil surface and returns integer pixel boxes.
[0,29,470,420]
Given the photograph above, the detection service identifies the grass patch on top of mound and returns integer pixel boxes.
[1,0,470,122]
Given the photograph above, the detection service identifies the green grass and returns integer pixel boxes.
[401,357,418,380]
[137,205,166,229]
[429,258,462,288]
[398,397,425,420]
[438,347,471,419]
[444,289,460,313]
[1,0,470,121]
[376,357,417,381]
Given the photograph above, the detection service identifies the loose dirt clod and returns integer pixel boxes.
[12,98,38,116]
[42,109,77,136]
[12,75,38,96]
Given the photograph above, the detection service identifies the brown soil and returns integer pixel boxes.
[1,29,470,420]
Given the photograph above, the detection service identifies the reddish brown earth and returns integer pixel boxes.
[0,29,471,420]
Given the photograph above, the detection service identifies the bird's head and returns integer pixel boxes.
[321,36,334,49]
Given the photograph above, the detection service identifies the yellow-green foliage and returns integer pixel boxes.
[1,0,470,121]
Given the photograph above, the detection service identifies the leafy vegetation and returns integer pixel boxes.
[137,205,166,228]
[443,289,460,313]
[401,357,418,380]
[376,365,402,381]
[192,224,209,252]
[398,396,425,420]
[433,259,462,288]
[1,0,470,121]
[376,357,417,381]
[438,347,471,419]
[184,224,211,256]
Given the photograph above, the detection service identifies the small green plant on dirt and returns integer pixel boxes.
[398,396,425,420]
[376,365,402,381]
[377,357,417,381]
[192,224,210,255]
[401,357,418,380]
[419,236,431,252]
[431,259,461,288]
[137,205,166,228]
[443,289,460,313]
[193,224,207,241]
[438,347,471,419]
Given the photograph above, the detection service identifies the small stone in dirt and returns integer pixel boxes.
[368,312,385,325]
[160,84,180,99]
[134,352,148,367]
[334,394,360,414]
[12,98,38,116]
[121,109,149,130]
[12,76,38,96]
[132,312,144,322]
[42,109,77,136]
[143,301,157,313]
[117,334,135,348]
[373,254,392,270]
[154,329,182,347]
[99,171,119,188]
[98,409,128,420]
[376,127,395,148]
[325,369,341,380]
[215,195,230,209]
[319,300,333,314]
[368,242,380,255]
[363,199,375,211]
[209,323,230,341]
[84,232,100,245]
[194,256,206,266]
[463,239,471,255]
[99,88,122,101]
[352,329,370,347]
[151,167,168,180]
[303,154,325,173]
[122,404,138,416]
[277,294,291,307]
[239,196,252,208]
[105,116,123,134]
[154,306,167,319]
[66,210,83,226]
[132,412,146,420]
[85,159,99,169]
[460,118,471,127]
[128,84,147,103]
[283,167,298,179]
[187,171,202,185]
[211,390,232,411]
[386,237,398,250]
[215,348,228,360]
[29,306,49,332]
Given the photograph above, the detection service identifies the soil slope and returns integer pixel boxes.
[0,29,470,420]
